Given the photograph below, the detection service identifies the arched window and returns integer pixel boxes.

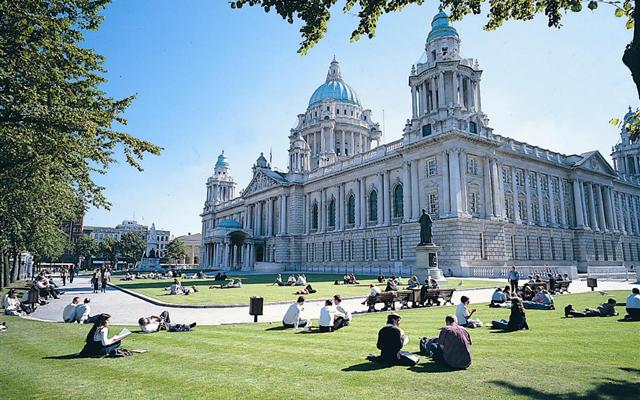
[328,198,336,228]
[312,202,318,230]
[369,190,378,222]
[393,184,404,219]
[347,194,355,225]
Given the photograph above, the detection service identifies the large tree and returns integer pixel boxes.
[98,237,119,267]
[75,236,99,269]
[230,0,639,137]
[118,232,146,265]
[164,238,188,265]
[0,1,161,287]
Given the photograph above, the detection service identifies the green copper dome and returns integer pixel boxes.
[426,10,459,43]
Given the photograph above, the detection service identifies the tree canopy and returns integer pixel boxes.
[118,232,147,264]
[165,238,188,265]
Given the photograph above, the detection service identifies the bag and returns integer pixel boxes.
[419,337,432,356]
[109,348,133,358]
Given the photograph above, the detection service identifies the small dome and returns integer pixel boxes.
[255,152,268,168]
[308,58,361,106]
[426,10,459,43]
[215,151,229,170]
[624,106,638,124]
[291,133,310,151]
[216,219,242,229]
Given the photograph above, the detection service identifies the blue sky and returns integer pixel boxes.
[84,0,637,236]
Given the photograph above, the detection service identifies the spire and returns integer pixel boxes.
[326,57,343,82]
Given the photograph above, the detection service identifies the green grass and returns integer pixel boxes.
[113,274,501,305]
[1,291,638,399]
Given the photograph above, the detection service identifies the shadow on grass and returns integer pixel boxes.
[341,362,394,372]
[43,353,84,360]
[619,367,640,374]
[264,325,290,331]
[490,376,640,400]
[616,318,640,323]
[409,361,456,373]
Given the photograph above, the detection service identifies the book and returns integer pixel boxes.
[115,327,131,340]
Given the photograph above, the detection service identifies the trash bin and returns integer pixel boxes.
[587,278,598,291]
[249,296,264,322]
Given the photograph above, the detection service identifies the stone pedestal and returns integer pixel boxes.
[134,257,163,272]
[415,244,447,283]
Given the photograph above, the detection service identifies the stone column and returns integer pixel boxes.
[536,174,545,226]
[279,194,287,234]
[466,78,473,110]
[619,193,628,234]
[383,171,391,225]
[452,72,459,106]
[360,178,367,228]
[511,167,521,223]
[223,242,229,268]
[483,156,493,218]
[469,80,476,111]
[442,154,451,216]
[266,198,273,236]
[490,158,502,218]
[558,179,567,227]
[587,183,598,231]
[595,185,607,232]
[430,77,437,112]
[525,170,533,224]
[609,188,618,232]
[449,149,462,217]
[438,72,445,108]
[411,161,420,219]
[320,127,326,154]
[548,176,557,226]
[603,186,613,232]
[403,162,412,222]
[256,202,262,236]
[350,131,355,156]
[625,194,633,234]
[377,173,384,226]
[411,86,418,118]
[459,150,468,214]
[476,80,482,112]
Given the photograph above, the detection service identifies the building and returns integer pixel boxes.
[84,219,171,258]
[175,233,202,265]
[200,11,640,276]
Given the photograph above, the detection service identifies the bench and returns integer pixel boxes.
[419,288,456,306]
[367,291,397,312]
[554,280,571,294]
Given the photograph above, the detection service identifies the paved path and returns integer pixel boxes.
[26,276,639,326]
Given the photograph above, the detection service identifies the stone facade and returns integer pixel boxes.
[84,219,171,258]
[200,11,640,276]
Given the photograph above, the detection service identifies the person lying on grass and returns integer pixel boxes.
[491,298,529,331]
[564,298,618,318]
[138,311,196,332]
[367,313,418,366]
[295,284,316,295]
[421,314,472,370]
[169,279,198,294]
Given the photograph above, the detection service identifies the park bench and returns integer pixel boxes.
[554,280,571,294]
[419,288,456,306]
[367,291,397,312]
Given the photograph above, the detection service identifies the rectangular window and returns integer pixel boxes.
[538,237,543,260]
[428,192,439,215]
[543,203,551,223]
[515,169,525,187]
[562,239,568,261]
[422,124,432,137]
[541,175,549,192]
[622,242,627,261]
[550,237,556,260]
[594,239,599,261]
[427,158,437,176]
[349,240,354,261]
[603,240,608,261]
[612,241,617,261]
[505,197,513,220]
[363,239,368,260]
[502,166,512,185]
[469,121,478,134]
[525,236,531,260]
[397,237,404,260]
[518,199,527,221]
[466,156,479,175]
[468,191,479,216]
[388,237,393,261]
[372,238,378,260]
[529,172,537,189]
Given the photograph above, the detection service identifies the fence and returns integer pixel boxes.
[464,265,578,280]
[587,266,631,280]
[287,264,413,277]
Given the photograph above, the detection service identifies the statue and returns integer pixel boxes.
[418,209,433,245]
[148,249,157,259]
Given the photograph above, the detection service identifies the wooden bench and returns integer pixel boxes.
[367,291,397,312]
[554,280,571,294]
[420,288,456,306]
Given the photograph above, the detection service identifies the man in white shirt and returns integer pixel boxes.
[138,311,196,333]
[282,296,308,328]
[295,275,306,286]
[625,288,640,320]
[75,298,94,323]
[507,266,520,294]
[455,296,482,328]
[63,297,80,322]
[333,295,351,325]
[319,299,347,332]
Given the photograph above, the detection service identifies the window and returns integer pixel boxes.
[511,235,516,260]
[398,237,404,259]
[428,192,439,215]
[311,202,318,230]
[347,194,355,225]
[551,237,556,260]
[543,203,551,223]
[529,172,537,189]
[393,184,404,219]
[505,197,513,220]
[562,239,568,261]
[442,47,448,56]
[466,156,479,175]
[594,239,599,261]
[349,240,354,261]
[427,158,437,176]
[369,190,378,222]
[502,166,512,185]
[468,191,479,216]
[518,199,527,220]
[532,199,540,223]
[603,240,609,261]
[422,124,432,137]
[541,175,549,191]
[538,237,543,260]
[363,239,368,260]
[372,238,378,260]
[328,198,336,228]
[515,169,525,187]
[469,121,478,134]
[525,236,531,260]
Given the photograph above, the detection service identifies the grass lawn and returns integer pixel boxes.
[113,274,501,305]
[1,291,638,399]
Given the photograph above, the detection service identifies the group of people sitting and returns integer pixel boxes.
[210,278,242,289]
[342,273,359,285]
[63,297,95,323]
[2,289,32,316]
[490,285,554,310]
[1,271,67,317]
[273,274,308,287]
[168,279,198,295]
[281,295,352,332]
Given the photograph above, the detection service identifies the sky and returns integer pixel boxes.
[84,0,637,237]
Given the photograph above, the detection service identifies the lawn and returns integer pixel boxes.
[1,291,638,399]
[113,274,501,305]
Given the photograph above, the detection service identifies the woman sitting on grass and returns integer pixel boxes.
[522,288,554,310]
[491,298,529,331]
[80,314,126,357]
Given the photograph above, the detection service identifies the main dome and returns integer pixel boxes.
[308,58,361,107]
[426,10,459,43]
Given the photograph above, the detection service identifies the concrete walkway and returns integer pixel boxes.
[26,276,639,326]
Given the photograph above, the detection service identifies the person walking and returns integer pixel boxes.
[69,264,76,283]
[60,266,67,286]
[507,266,520,295]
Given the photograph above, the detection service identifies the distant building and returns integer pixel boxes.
[84,219,171,258]
[176,233,201,265]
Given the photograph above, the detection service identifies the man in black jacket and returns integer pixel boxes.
[367,313,418,366]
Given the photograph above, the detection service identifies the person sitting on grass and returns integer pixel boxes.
[3,290,26,316]
[490,288,507,307]
[333,295,351,326]
[456,296,483,328]
[523,288,554,310]
[526,275,535,285]
[79,314,126,357]
[63,297,79,322]
[318,299,347,332]
[295,284,317,295]
[503,285,513,301]
[362,284,381,306]
[138,311,196,333]
[286,274,296,286]
[367,313,418,366]
[491,298,529,331]
[347,273,359,284]
[565,298,618,318]
[520,285,534,301]
[282,296,309,328]
[221,279,242,289]
[295,274,307,286]
[273,274,285,286]
[407,276,420,289]
[422,314,472,370]
[75,298,96,324]
[170,279,183,295]
[35,275,59,299]
[623,288,640,321]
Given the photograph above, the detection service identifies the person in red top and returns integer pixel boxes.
[424,314,472,369]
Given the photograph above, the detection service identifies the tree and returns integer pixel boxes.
[75,236,99,269]
[0,0,162,285]
[230,0,640,138]
[164,238,188,265]
[98,237,119,267]
[118,232,146,265]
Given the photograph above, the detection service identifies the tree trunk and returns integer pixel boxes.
[0,247,5,290]
[623,1,640,100]
[3,252,11,286]
[10,250,20,282]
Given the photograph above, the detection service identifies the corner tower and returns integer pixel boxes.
[404,9,492,143]
[612,107,640,179]
[204,151,237,210]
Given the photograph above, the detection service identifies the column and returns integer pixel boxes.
[580,183,589,228]
[490,158,502,218]
[587,183,598,231]
[459,150,468,214]
[632,195,639,235]
[442,154,451,216]
[449,149,462,217]
[482,156,493,218]
[320,127,326,153]
[403,162,412,222]
[620,193,628,234]
[595,185,607,232]
[625,194,633,234]
[350,131,355,156]
[419,84,426,114]
[525,171,533,224]
[256,202,262,236]
[438,72,445,108]
[223,242,229,268]
[279,194,287,234]
[609,188,618,232]
[377,174,384,226]
[548,176,557,226]
[511,167,521,223]
[383,171,391,225]
[411,161,420,219]
[430,77,436,112]
[411,86,418,118]
[458,74,464,108]
[536,174,545,226]
[266,198,273,236]
[360,178,367,228]
[466,78,473,110]
[558,179,567,227]
[452,72,459,107]
[603,186,613,232]
[470,80,477,111]
[476,80,482,112]
[338,184,344,230]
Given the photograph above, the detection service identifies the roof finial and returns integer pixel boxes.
[332,54,336,62]
[326,57,343,81]
[439,4,444,12]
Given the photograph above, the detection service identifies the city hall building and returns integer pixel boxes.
[200,11,640,276]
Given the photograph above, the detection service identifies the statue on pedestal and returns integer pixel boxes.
[418,209,433,245]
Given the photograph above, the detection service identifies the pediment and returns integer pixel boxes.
[574,151,616,176]
[243,170,283,197]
